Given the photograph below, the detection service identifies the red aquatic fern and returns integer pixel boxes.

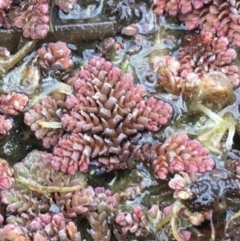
[157,33,239,98]
[179,1,240,47]
[29,213,81,240]
[153,0,212,16]
[132,133,215,180]
[0,158,13,189]
[12,0,49,39]
[37,41,73,71]
[0,92,28,116]
[152,134,215,179]
[115,206,148,237]
[0,115,12,135]
[24,96,64,148]
[51,56,173,175]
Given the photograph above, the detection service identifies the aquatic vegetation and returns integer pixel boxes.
[0,91,29,138]
[115,206,150,237]
[37,41,73,72]
[179,0,240,47]
[154,0,240,48]
[28,80,73,108]
[152,133,215,179]
[0,1,10,29]
[0,0,11,10]
[28,213,81,240]
[189,103,237,153]
[0,0,239,240]
[14,150,86,193]
[133,133,215,180]
[55,0,77,13]
[0,92,28,116]
[0,224,32,240]
[0,158,13,189]
[1,151,120,239]
[157,34,239,99]
[178,34,239,87]
[170,168,240,214]
[0,115,12,136]
[98,37,119,55]
[12,0,49,39]
[24,96,64,148]
[51,56,173,175]
[0,213,81,240]
[153,0,212,16]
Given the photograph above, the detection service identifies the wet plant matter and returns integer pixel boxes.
[0,0,240,241]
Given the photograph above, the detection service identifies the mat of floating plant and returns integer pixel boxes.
[0,0,240,240]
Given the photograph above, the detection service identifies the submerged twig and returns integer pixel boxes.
[0,40,37,76]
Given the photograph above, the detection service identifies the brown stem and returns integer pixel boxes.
[0,21,117,51]
[0,40,37,76]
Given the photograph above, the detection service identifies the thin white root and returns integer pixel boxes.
[195,103,232,127]
[38,121,63,129]
[225,210,240,231]
[210,218,215,241]
[156,208,172,230]
[26,82,73,110]
[226,126,235,150]
[194,103,236,151]
[170,200,185,241]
